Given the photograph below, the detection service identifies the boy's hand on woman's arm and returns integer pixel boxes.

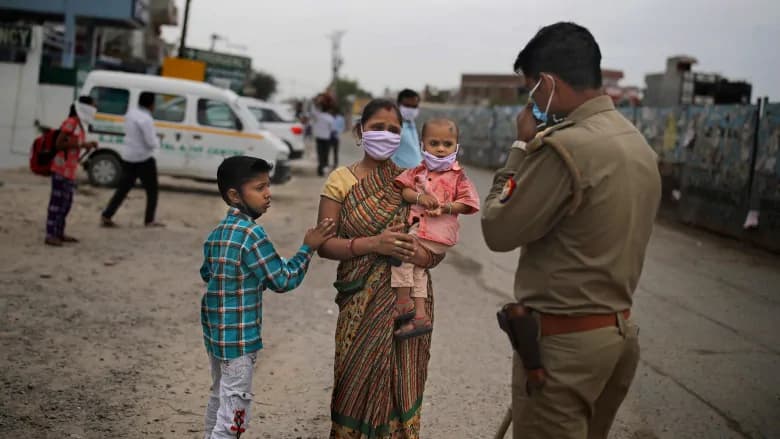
[304,218,336,251]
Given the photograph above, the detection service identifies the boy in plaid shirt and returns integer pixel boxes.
[200,156,334,438]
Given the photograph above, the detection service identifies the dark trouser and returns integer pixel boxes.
[46,173,75,239]
[331,136,339,168]
[316,138,331,175]
[102,157,158,224]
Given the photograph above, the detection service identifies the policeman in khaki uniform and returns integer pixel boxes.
[482,23,662,439]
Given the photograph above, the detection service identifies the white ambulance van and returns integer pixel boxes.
[80,71,292,187]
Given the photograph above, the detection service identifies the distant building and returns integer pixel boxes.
[422,84,456,104]
[0,0,177,75]
[459,71,641,107]
[458,74,527,105]
[644,55,752,107]
[602,69,641,106]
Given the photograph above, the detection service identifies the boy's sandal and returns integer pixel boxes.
[61,235,79,243]
[394,316,433,340]
[393,299,416,323]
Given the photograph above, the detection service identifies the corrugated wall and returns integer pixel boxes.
[418,100,780,252]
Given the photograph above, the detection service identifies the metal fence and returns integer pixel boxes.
[419,100,780,252]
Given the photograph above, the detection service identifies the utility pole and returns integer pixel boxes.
[327,30,346,100]
[178,0,192,56]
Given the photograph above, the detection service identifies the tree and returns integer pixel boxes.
[250,70,277,100]
[332,77,371,113]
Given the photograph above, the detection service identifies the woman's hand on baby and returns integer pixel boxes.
[374,223,415,260]
[304,218,336,250]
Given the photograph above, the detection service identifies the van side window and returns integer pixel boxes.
[197,99,239,130]
[89,87,130,115]
[152,93,187,122]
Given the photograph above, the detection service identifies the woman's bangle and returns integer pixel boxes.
[415,192,422,205]
[446,202,453,215]
[347,238,356,256]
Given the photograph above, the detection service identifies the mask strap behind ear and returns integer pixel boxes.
[544,74,555,114]
[528,78,543,102]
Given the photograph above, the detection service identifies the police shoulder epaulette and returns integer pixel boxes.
[527,120,583,215]
[525,120,575,154]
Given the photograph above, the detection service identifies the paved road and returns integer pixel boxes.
[333,136,780,438]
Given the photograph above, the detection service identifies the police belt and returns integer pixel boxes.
[497,305,631,391]
[539,309,631,337]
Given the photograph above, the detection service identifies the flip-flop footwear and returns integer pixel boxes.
[393,299,416,323]
[394,316,433,340]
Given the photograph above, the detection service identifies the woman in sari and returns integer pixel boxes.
[317,99,443,438]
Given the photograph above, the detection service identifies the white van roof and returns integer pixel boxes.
[83,70,239,102]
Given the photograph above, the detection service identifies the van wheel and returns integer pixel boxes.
[88,152,121,187]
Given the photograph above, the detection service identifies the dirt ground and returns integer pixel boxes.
[0,165,346,438]
[1,158,778,439]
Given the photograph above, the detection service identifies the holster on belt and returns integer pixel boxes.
[496,303,546,389]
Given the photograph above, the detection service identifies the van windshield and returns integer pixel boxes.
[249,106,292,123]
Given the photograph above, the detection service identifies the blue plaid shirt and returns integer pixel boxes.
[200,208,313,360]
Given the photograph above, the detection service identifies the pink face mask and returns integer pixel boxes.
[361,130,401,160]
[422,146,459,172]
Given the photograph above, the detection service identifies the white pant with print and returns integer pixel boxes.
[204,352,257,438]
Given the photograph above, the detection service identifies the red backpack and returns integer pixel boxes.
[29,129,61,176]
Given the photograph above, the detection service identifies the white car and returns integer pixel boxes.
[239,97,305,160]
[80,71,292,187]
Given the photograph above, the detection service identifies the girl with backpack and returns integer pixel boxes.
[45,96,98,246]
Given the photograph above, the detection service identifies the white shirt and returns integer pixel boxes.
[122,107,159,163]
[311,108,334,140]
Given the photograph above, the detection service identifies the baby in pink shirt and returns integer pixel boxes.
[392,118,480,339]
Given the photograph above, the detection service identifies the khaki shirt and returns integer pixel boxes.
[482,96,661,315]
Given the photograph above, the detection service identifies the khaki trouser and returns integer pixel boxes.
[512,314,639,439]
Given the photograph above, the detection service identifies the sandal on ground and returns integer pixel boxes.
[101,217,119,228]
[44,237,63,247]
[393,299,416,323]
[61,235,79,243]
[394,316,433,340]
[145,221,166,228]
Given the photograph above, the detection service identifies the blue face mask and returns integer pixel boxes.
[531,103,547,123]
[528,74,556,125]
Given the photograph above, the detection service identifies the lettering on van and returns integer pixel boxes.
[96,134,242,157]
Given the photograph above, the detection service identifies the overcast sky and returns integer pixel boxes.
[161,0,779,102]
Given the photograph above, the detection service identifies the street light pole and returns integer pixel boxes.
[327,30,345,101]
[179,0,192,56]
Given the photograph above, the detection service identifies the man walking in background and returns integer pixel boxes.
[101,92,164,227]
[311,94,335,177]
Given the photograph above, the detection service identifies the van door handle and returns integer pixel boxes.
[193,134,202,140]
[175,133,181,141]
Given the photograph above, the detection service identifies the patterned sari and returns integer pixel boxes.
[330,159,436,438]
